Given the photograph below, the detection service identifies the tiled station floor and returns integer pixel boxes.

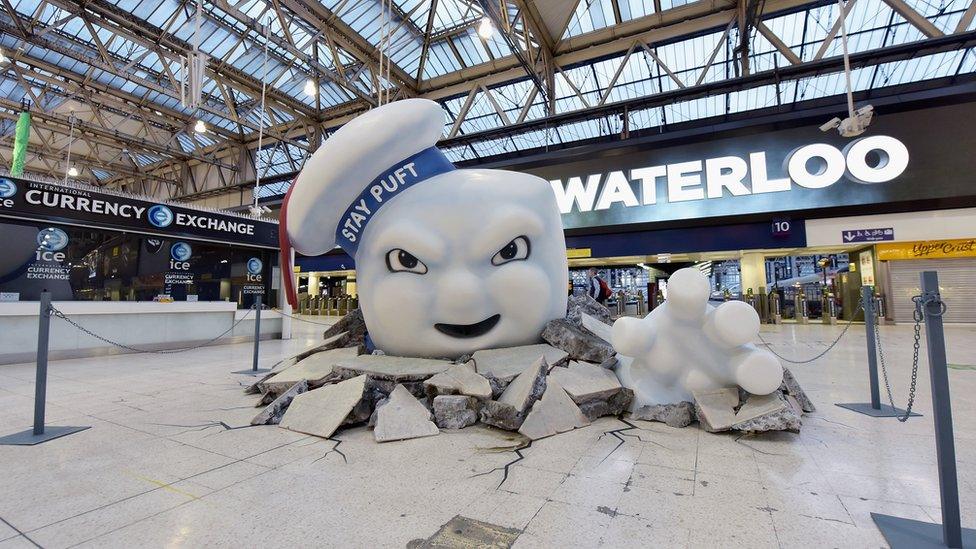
[1,316,975,548]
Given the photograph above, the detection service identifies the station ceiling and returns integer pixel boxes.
[0,0,974,202]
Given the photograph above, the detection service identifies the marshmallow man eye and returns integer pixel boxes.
[386,249,428,274]
[491,236,530,266]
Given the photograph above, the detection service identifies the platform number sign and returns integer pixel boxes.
[771,218,791,237]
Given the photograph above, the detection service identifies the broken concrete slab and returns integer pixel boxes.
[518,379,591,440]
[480,356,550,431]
[734,393,785,423]
[780,367,815,413]
[598,355,619,370]
[632,402,696,428]
[259,346,361,394]
[580,313,613,344]
[576,388,633,421]
[432,395,479,429]
[550,361,621,402]
[423,361,492,400]
[368,397,388,428]
[542,318,615,363]
[279,375,366,439]
[472,344,568,382]
[566,294,613,327]
[732,393,801,433]
[549,361,631,420]
[373,385,440,442]
[251,380,308,425]
[692,388,740,432]
[497,357,548,414]
[332,355,453,382]
[322,308,366,340]
[480,372,507,399]
[478,400,521,431]
[245,331,361,394]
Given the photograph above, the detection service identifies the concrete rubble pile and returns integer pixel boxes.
[242,299,626,443]
[632,366,815,433]
[243,296,814,444]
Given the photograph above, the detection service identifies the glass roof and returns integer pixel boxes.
[1,0,972,193]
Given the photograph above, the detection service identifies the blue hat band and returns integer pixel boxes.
[335,147,455,256]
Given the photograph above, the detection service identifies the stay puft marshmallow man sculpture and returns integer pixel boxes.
[611,268,784,408]
[281,99,568,358]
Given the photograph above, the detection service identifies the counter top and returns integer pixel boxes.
[0,301,275,317]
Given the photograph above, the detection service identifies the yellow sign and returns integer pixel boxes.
[567,248,592,259]
[877,239,976,260]
[293,266,301,273]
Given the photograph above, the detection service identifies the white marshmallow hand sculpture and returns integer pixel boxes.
[612,268,783,408]
[283,99,568,358]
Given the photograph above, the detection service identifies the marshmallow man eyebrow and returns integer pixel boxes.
[367,222,446,264]
[469,208,545,260]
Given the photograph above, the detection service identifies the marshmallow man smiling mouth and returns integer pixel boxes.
[283,99,568,359]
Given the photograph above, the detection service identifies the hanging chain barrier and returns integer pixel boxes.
[876,292,947,422]
[270,306,343,327]
[49,304,254,354]
[756,302,862,364]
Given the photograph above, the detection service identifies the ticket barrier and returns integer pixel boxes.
[795,292,809,324]
[615,291,627,317]
[769,292,782,324]
[822,293,838,325]
[874,294,890,325]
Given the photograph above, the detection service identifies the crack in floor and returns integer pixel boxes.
[470,440,533,489]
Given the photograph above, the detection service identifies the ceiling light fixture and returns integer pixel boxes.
[193,119,207,133]
[478,17,495,40]
[67,166,79,177]
[0,48,8,64]
[304,78,317,97]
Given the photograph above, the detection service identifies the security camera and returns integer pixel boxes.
[248,204,270,217]
[820,117,842,132]
[820,104,874,138]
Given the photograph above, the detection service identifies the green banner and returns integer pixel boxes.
[10,111,30,177]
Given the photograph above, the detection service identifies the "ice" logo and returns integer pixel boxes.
[0,178,16,199]
[37,227,69,252]
[170,242,192,261]
[148,204,174,228]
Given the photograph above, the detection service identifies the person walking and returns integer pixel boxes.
[587,267,611,305]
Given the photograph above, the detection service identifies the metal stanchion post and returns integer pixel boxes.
[0,291,90,445]
[232,296,270,375]
[837,286,918,417]
[252,295,262,372]
[873,271,975,548]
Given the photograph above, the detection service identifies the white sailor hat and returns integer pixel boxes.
[280,99,451,306]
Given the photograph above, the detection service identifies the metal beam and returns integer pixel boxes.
[56,0,319,119]
[813,0,857,60]
[0,98,237,170]
[438,29,976,147]
[276,0,419,95]
[882,0,944,38]
[956,0,976,34]
[756,20,802,64]
[0,123,184,188]
[211,0,378,107]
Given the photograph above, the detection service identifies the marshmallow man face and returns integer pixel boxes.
[355,168,568,358]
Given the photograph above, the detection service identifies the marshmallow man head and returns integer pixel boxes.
[285,99,568,358]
